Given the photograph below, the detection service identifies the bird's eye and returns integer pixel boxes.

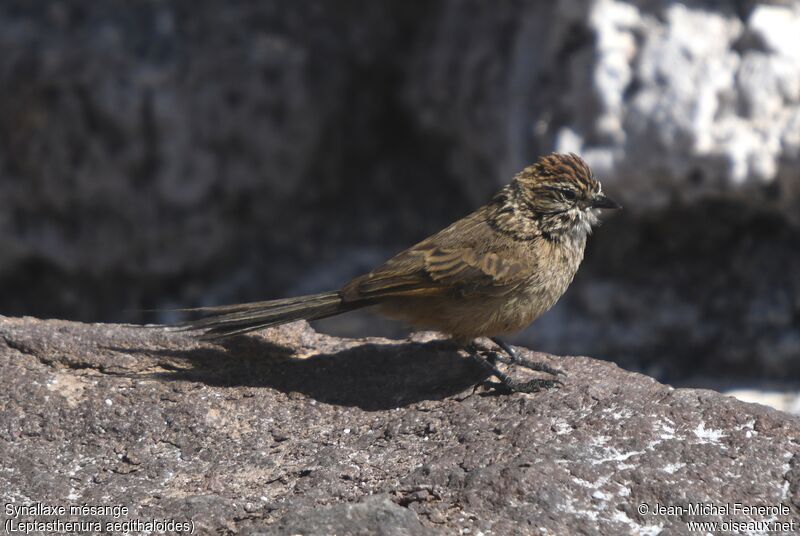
[560,189,577,201]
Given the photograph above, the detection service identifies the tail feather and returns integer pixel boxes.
[180,293,343,330]
[178,291,361,340]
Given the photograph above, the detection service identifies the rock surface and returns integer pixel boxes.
[1,317,799,534]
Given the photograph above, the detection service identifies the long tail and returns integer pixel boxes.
[176,291,362,340]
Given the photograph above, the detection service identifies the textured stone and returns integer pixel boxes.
[1,317,799,534]
[0,1,456,321]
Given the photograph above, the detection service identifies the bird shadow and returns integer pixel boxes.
[111,336,490,411]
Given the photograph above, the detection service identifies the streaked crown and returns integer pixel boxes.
[513,153,619,212]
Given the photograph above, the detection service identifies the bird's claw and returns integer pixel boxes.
[468,343,565,395]
[485,350,564,378]
[516,359,566,377]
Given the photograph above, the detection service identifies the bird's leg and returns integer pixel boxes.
[466,343,561,393]
[489,337,565,377]
[490,337,520,361]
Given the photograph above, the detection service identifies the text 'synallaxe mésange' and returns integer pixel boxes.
[4,502,194,534]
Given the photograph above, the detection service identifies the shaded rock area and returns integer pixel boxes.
[520,199,800,382]
[0,0,462,322]
[1,317,799,534]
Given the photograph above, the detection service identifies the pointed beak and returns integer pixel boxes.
[591,193,622,210]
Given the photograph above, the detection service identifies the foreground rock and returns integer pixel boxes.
[1,317,799,534]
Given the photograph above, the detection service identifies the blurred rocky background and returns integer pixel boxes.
[1,1,798,398]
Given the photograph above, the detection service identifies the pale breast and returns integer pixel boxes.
[480,236,586,336]
[377,237,586,341]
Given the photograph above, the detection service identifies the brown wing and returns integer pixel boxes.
[341,216,530,302]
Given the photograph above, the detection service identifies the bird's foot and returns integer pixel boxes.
[488,352,565,377]
[467,344,563,394]
[488,337,565,377]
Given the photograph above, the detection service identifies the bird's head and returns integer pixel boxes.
[511,153,620,240]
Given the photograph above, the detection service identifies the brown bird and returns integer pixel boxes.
[178,153,620,392]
